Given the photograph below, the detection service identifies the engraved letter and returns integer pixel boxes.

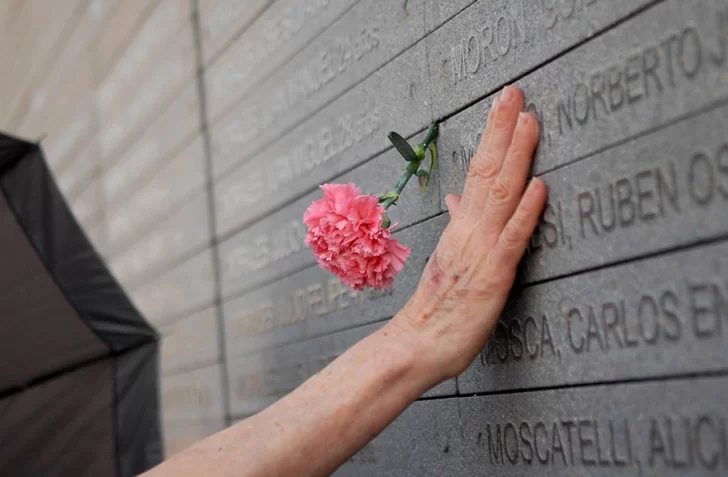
[679,26,702,78]
[578,191,600,238]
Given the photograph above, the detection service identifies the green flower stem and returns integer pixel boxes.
[381,123,439,212]
[380,160,419,210]
[418,122,439,152]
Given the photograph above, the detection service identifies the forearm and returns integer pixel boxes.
[147,315,436,477]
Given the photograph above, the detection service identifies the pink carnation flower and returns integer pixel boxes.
[303,183,411,290]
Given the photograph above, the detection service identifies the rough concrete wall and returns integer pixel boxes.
[3,0,728,474]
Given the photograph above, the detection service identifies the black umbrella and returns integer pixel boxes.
[0,132,163,476]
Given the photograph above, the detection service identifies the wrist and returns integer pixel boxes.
[382,306,449,393]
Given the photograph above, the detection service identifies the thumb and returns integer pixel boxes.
[444,194,462,216]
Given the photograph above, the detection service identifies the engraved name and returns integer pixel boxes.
[218,0,331,91]
[235,344,346,400]
[269,28,381,121]
[135,284,186,320]
[163,384,212,410]
[229,278,392,340]
[544,10,728,141]
[221,108,380,215]
[447,0,601,86]
[233,26,380,142]
[224,220,307,278]
[115,228,185,281]
[162,332,206,359]
[448,1,528,85]
[478,414,728,471]
[483,258,728,366]
[526,141,728,257]
[451,6,727,171]
[235,361,307,400]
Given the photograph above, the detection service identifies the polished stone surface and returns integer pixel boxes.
[213,41,433,236]
[161,306,221,376]
[130,248,216,327]
[160,363,225,424]
[208,0,429,179]
[204,0,359,117]
[110,191,211,290]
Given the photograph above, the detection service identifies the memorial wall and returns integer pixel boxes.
[1,0,727,474]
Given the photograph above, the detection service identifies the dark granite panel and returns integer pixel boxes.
[214,41,433,237]
[160,363,225,425]
[227,320,455,416]
[208,0,428,178]
[523,104,728,283]
[337,375,728,476]
[439,0,728,202]
[427,0,654,119]
[461,239,728,393]
[161,306,221,376]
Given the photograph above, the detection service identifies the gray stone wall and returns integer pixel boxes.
[2,0,728,473]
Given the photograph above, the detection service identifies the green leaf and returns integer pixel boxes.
[415,170,428,178]
[388,131,419,162]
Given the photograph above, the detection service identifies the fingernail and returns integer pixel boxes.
[518,111,530,125]
[445,195,453,210]
[501,85,515,104]
[492,95,500,110]
[528,177,544,190]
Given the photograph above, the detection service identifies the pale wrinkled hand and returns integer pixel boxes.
[393,86,547,382]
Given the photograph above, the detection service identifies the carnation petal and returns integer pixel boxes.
[304,183,411,290]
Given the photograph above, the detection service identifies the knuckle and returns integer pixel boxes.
[489,177,511,204]
[468,154,499,182]
[493,113,510,132]
[499,224,523,251]
[521,200,542,219]
[520,189,546,217]
[493,100,520,131]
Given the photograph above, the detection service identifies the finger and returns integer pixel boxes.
[491,178,548,269]
[444,194,462,216]
[460,86,524,215]
[483,111,540,234]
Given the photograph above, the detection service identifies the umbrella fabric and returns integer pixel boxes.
[0,132,163,476]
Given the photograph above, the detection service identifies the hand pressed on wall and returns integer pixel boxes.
[392,84,547,384]
[143,86,547,477]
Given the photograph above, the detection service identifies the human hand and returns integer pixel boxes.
[389,86,547,385]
